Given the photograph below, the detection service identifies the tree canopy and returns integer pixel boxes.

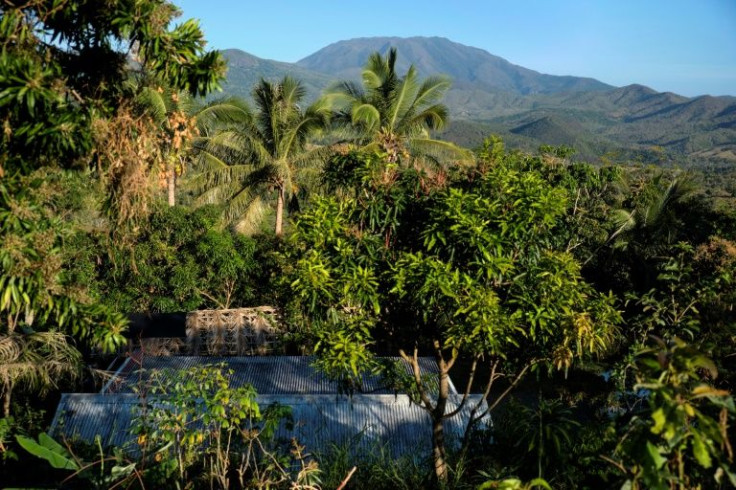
[0,0,224,176]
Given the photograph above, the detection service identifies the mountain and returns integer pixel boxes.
[296,36,613,95]
[220,49,332,100]
[220,38,736,163]
[510,115,589,145]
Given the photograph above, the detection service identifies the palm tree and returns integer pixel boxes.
[610,173,698,256]
[191,77,331,235]
[0,331,81,417]
[606,172,699,290]
[327,48,470,164]
[137,86,249,207]
[136,86,193,207]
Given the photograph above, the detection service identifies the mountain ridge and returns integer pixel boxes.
[220,37,736,163]
[296,36,614,95]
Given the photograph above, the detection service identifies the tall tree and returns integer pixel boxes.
[0,176,127,417]
[135,86,197,206]
[192,77,331,235]
[327,48,470,165]
[135,86,243,207]
[0,0,223,416]
[284,146,620,481]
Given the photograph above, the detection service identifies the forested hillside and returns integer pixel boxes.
[1,2,734,489]
[221,37,736,164]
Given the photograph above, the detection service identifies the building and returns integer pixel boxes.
[51,308,491,460]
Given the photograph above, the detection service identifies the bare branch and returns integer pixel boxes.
[481,360,536,420]
[443,354,479,419]
[336,466,358,490]
[599,454,628,474]
[399,347,434,411]
[196,288,226,309]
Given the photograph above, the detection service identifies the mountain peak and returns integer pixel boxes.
[220,38,736,163]
[296,36,613,95]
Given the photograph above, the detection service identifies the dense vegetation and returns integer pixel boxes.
[0,2,734,488]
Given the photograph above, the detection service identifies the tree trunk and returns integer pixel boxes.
[2,382,12,418]
[432,415,448,482]
[275,185,285,236]
[432,362,451,482]
[167,161,176,207]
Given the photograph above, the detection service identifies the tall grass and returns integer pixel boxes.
[313,433,482,489]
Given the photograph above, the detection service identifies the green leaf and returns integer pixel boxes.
[111,463,136,479]
[38,432,68,456]
[645,441,667,470]
[691,432,712,468]
[527,478,553,489]
[16,434,79,470]
[651,407,666,435]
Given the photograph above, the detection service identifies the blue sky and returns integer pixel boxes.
[174,0,736,96]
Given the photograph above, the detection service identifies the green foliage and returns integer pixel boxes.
[327,48,470,164]
[287,194,384,387]
[322,150,434,246]
[0,175,125,345]
[0,417,18,462]
[610,339,736,489]
[609,237,736,395]
[477,478,551,490]
[629,244,706,344]
[192,77,331,234]
[316,441,428,490]
[133,365,261,486]
[132,364,318,489]
[16,432,79,470]
[0,0,224,175]
[284,143,621,481]
[134,15,225,98]
[394,147,621,368]
[17,431,140,489]
[0,172,126,416]
[102,205,261,313]
[496,396,581,480]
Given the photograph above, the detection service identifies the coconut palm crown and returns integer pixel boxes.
[191,77,331,235]
[327,47,470,164]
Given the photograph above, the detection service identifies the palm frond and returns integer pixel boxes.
[415,103,450,132]
[0,331,82,396]
[280,97,330,160]
[137,87,169,126]
[326,80,365,104]
[233,196,269,235]
[388,65,419,131]
[223,181,271,226]
[413,76,452,108]
[609,209,637,246]
[193,97,252,135]
[352,104,381,133]
[407,137,474,166]
[280,76,308,111]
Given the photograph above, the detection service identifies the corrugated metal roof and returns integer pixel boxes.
[103,355,454,395]
[50,393,491,459]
